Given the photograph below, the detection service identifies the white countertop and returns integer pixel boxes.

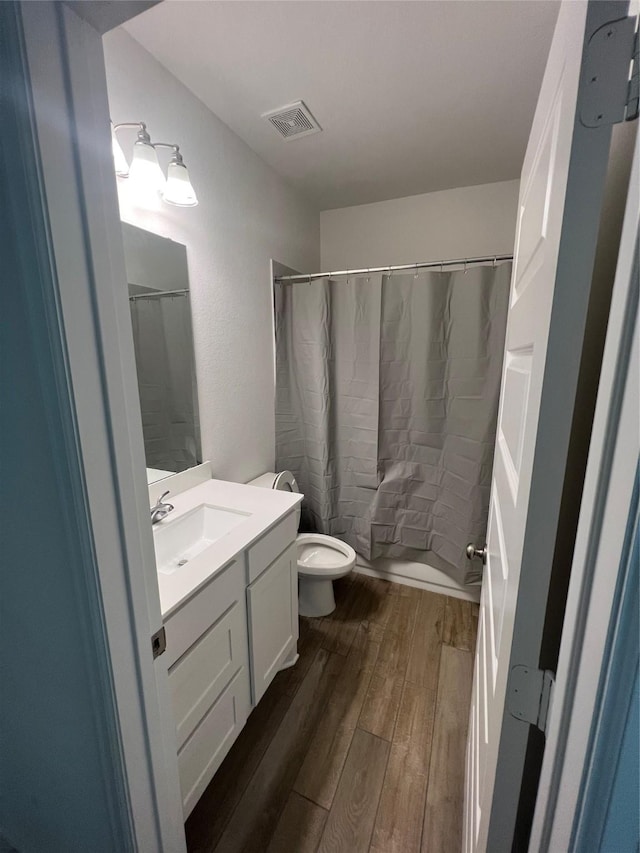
[154,478,302,618]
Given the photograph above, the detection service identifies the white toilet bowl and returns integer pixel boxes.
[297,533,356,617]
[247,471,356,617]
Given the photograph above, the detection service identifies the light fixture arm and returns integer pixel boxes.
[152,143,184,165]
[112,121,146,135]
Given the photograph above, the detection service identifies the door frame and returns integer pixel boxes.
[13,2,186,848]
[529,134,639,852]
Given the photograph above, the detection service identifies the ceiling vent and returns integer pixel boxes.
[262,101,322,140]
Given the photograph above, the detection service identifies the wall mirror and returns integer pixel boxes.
[123,222,201,484]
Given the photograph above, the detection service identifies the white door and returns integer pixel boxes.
[529,127,639,853]
[464,1,637,850]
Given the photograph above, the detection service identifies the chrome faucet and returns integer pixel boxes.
[151,490,174,525]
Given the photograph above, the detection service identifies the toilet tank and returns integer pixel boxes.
[247,471,301,527]
[247,472,278,490]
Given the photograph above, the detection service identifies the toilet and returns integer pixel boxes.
[248,471,356,617]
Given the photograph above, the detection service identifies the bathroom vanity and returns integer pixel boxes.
[126,224,305,818]
[152,477,302,816]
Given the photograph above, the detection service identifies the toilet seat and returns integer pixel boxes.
[274,470,298,493]
[296,534,356,577]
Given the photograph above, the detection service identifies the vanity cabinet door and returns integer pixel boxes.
[247,542,298,704]
[178,666,251,818]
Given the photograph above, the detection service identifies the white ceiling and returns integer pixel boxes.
[124,0,559,210]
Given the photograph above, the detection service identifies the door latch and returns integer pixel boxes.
[151,626,167,659]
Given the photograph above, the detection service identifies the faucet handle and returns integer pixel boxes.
[152,490,171,509]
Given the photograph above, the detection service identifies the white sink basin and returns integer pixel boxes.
[153,504,250,575]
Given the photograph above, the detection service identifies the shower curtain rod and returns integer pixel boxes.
[128,288,189,300]
[273,253,513,283]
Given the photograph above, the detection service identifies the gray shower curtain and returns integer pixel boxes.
[129,293,200,473]
[275,262,511,585]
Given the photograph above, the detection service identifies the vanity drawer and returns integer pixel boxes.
[178,666,251,818]
[163,558,243,668]
[168,601,248,748]
[246,511,297,583]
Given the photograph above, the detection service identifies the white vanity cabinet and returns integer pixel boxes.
[164,558,251,817]
[160,507,299,819]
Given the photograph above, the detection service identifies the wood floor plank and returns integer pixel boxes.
[389,580,414,598]
[422,646,474,853]
[294,621,383,809]
[406,591,444,691]
[321,572,388,657]
[320,575,361,656]
[360,575,396,628]
[442,597,479,652]
[214,648,344,853]
[358,589,419,740]
[357,672,405,742]
[265,792,328,853]
[317,729,390,853]
[376,588,420,678]
[279,616,326,698]
[370,682,437,853]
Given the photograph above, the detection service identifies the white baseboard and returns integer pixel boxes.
[355,556,481,603]
[279,651,299,671]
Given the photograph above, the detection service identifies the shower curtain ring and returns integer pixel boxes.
[440,262,443,274]
[414,263,419,279]
[493,256,497,268]
[464,259,468,275]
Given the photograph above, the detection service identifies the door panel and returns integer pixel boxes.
[463,1,630,849]
[529,119,639,853]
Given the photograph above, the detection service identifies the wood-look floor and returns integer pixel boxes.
[186,573,478,853]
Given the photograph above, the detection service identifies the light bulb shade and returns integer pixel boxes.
[163,161,198,207]
[111,126,129,177]
[128,142,165,199]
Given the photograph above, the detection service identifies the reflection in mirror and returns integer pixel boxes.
[122,223,201,484]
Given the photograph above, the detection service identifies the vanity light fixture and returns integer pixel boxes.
[110,122,129,177]
[128,124,166,200]
[111,121,198,207]
[162,146,198,207]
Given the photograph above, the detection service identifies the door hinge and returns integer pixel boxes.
[507,665,555,735]
[580,16,639,127]
[151,626,167,659]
